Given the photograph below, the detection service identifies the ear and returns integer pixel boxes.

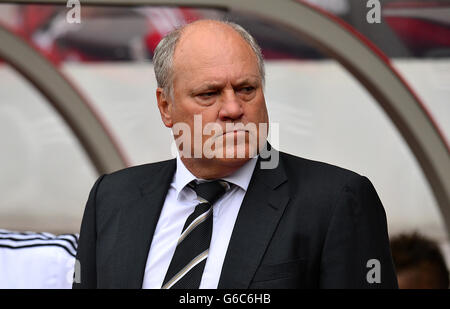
[156,87,173,128]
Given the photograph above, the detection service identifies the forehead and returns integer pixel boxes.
[172,23,260,84]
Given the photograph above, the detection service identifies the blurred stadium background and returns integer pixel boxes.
[0,0,449,270]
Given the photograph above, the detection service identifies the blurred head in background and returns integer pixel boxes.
[390,232,449,289]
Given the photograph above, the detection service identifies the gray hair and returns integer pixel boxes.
[153,20,265,97]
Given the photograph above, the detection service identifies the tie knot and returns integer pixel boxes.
[188,180,229,205]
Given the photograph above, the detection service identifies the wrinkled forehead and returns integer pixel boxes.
[172,21,258,74]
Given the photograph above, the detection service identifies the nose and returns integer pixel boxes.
[218,89,244,121]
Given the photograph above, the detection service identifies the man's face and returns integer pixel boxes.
[158,22,269,170]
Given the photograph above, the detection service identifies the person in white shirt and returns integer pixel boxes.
[0,229,77,289]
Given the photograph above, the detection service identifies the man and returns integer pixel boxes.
[73,20,398,289]
[390,232,449,289]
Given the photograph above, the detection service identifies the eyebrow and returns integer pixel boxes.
[192,76,260,93]
[193,83,224,93]
[233,76,260,87]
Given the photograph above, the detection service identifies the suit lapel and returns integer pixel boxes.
[218,152,290,288]
[113,159,176,288]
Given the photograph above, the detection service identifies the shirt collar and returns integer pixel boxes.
[221,156,258,192]
[173,155,197,199]
[173,155,258,199]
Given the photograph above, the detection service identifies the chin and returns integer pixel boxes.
[211,145,255,169]
[218,142,257,160]
[215,156,251,165]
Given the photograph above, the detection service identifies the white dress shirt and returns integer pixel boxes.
[142,156,258,289]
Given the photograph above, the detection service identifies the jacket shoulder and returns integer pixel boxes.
[280,151,361,180]
[278,151,368,195]
[106,158,176,181]
[95,158,176,198]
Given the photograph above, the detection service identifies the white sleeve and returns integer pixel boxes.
[0,229,78,289]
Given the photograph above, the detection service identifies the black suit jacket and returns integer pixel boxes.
[73,150,398,288]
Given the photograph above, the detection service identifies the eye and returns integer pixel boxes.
[238,86,255,94]
[197,91,218,99]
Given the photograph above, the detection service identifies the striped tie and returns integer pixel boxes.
[161,180,229,289]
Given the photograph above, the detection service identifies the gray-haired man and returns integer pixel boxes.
[74,20,398,289]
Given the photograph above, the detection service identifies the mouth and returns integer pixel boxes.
[222,129,248,136]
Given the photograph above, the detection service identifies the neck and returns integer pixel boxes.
[180,157,250,179]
